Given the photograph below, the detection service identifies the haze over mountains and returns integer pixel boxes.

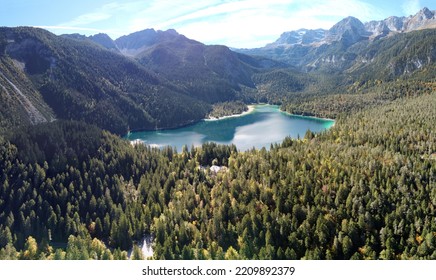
[1,7,435,135]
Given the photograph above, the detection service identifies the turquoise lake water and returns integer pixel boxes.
[126,105,335,151]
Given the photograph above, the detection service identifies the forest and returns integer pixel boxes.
[207,101,248,119]
[0,84,434,259]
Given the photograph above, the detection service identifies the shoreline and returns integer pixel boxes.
[128,104,335,140]
[278,107,335,122]
[204,105,256,121]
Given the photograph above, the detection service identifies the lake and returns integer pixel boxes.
[126,105,335,151]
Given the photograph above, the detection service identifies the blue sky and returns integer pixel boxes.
[1,0,435,48]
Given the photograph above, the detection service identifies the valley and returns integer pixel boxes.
[0,7,435,260]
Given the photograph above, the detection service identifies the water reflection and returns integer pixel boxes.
[127,105,334,151]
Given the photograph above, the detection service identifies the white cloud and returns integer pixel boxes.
[61,12,112,27]
[176,8,294,48]
[36,25,109,34]
[47,0,388,47]
[127,1,223,32]
[159,0,384,48]
[101,1,142,12]
[402,0,421,15]
[58,1,148,29]
[47,1,144,37]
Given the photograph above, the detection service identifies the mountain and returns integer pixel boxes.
[0,27,212,134]
[237,8,436,73]
[365,7,436,36]
[405,7,436,30]
[89,33,119,51]
[115,29,258,103]
[325,16,370,46]
[115,28,179,56]
[261,16,369,49]
[62,33,119,51]
[1,8,436,135]
[349,28,436,79]
[264,29,326,48]
[0,56,54,130]
[113,29,293,103]
[266,7,435,48]
[0,27,287,134]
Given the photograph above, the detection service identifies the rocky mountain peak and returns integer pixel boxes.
[417,7,434,19]
[236,7,436,73]
[114,28,182,57]
[365,20,390,38]
[328,16,366,35]
[114,29,158,51]
[384,16,406,32]
[89,33,118,51]
[326,16,368,46]
[405,7,435,31]
[267,8,436,49]
[267,28,326,47]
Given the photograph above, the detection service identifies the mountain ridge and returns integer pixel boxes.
[65,27,285,103]
[1,27,213,134]
[260,7,436,49]
[1,7,436,134]
[0,26,285,134]
[236,7,436,73]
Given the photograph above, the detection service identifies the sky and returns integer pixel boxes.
[1,0,435,48]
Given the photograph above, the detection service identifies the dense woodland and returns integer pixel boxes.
[0,85,434,259]
[207,101,248,119]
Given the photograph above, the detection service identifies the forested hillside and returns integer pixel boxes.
[0,55,54,131]
[0,27,213,134]
[0,27,290,135]
[113,29,290,104]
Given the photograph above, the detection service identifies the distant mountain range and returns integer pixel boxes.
[238,7,436,71]
[1,8,436,134]
[264,7,436,48]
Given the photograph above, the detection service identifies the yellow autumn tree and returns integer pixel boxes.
[21,236,38,260]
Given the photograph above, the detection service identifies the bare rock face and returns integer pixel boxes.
[267,29,326,47]
[384,16,407,32]
[365,21,391,38]
[326,16,369,46]
[405,7,435,31]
